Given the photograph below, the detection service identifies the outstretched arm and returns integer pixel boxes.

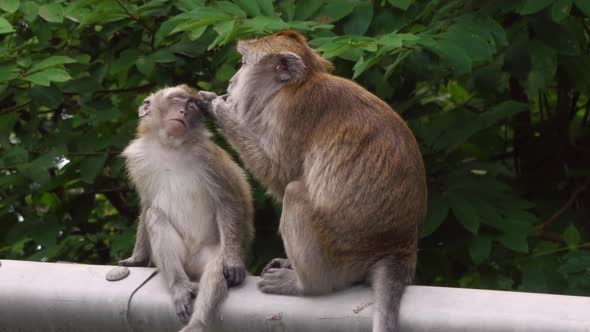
[210,97,280,186]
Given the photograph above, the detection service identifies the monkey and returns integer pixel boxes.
[208,31,427,332]
[118,85,254,332]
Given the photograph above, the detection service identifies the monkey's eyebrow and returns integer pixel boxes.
[167,92,188,100]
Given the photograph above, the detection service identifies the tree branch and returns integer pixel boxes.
[537,178,590,230]
[114,0,154,34]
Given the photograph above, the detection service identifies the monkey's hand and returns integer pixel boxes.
[118,255,149,267]
[260,258,292,277]
[223,258,246,287]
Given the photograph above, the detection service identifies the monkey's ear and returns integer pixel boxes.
[138,101,150,118]
[266,52,305,82]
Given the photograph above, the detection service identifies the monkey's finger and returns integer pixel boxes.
[260,259,282,276]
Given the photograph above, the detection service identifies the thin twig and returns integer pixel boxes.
[0,101,31,115]
[537,178,590,230]
[114,0,154,34]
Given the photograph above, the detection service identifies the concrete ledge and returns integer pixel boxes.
[0,260,589,331]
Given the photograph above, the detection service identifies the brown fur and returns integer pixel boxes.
[210,31,426,332]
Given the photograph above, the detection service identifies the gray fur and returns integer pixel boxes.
[120,86,253,332]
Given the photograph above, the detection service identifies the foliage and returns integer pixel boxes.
[1,0,589,296]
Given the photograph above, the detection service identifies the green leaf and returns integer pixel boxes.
[257,0,275,16]
[243,16,289,34]
[0,16,14,34]
[551,0,572,22]
[39,3,64,23]
[277,0,295,20]
[0,0,19,13]
[232,0,261,17]
[294,0,324,20]
[170,8,232,35]
[110,50,142,74]
[421,194,449,237]
[27,56,76,74]
[24,68,71,86]
[135,57,155,76]
[574,0,590,16]
[440,28,493,62]
[314,2,356,22]
[0,64,19,82]
[498,232,529,253]
[216,1,247,18]
[343,2,373,35]
[448,194,480,234]
[525,41,556,97]
[469,236,492,264]
[520,0,553,15]
[563,224,581,249]
[388,0,415,10]
[418,37,472,75]
[558,251,590,273]
[209,20,238,49]
[79,155,107,183]
[30,86,64,109]
[149,49,177,63]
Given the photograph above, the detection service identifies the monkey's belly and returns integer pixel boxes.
[184,243,221,278]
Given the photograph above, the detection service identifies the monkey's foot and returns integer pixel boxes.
[118,255,149,267]
[172,281,199,324]
[258,268,301,296]
[260,258,292,277]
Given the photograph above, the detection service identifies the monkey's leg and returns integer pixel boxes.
[145,207,199,324]
[259,181,355,295]
[180,257,227,332]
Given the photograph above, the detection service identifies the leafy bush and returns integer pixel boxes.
[1,0,589,296]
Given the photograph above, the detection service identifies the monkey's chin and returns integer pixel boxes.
[164,121,187,137]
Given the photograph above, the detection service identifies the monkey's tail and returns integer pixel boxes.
[369,256,414,332]
[184,254,227,331]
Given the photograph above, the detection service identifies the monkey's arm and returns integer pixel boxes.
[211,97,279,180]
[208,160,249,287]
[119,209,151,267]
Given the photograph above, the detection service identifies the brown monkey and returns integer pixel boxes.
[119,85,253,332]
[209,31,427,332]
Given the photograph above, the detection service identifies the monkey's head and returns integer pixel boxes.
[137,84,216,143]
[227,31,333,96]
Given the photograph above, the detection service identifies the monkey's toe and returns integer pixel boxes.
[261,258,291,277]
[173,282,199,324]
[258,268,299,295]
[118,256,148,267]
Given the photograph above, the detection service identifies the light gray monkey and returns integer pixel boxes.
[119,85,253,332]
[209,31,427,332]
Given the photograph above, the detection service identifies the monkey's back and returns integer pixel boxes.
[295,74,427,264]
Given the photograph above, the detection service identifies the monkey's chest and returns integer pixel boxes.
[149,171,219,249]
